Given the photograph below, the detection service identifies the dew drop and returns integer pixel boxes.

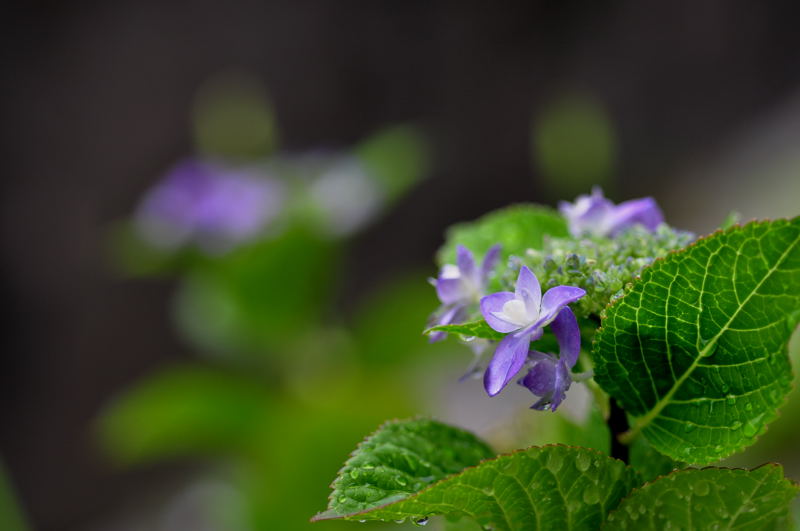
[730,420,742,430]
[719,383,730,393]
[413,517,429,527]
[547,451,564,473]
[683,423,696,433]
[395,519,406,524]
[397,477,408,487]
[714,444,724,454]
[575,452,592,472]
[742,420,759,437]
[338,496,347,504]
[582,487,600,505]
[744,403,753,412]
[693,481,710,496]
[350,470,360,479]
[726,394,736,405]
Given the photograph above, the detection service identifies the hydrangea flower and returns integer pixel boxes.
[559,186,663,238]
[518,306,580,411]
[136,159,284,253]
[429,245,501,342]
[480,266,584,396]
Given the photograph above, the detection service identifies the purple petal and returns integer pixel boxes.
[456,245,477,283]
[515,266,542,317]
[609,197,663,235]
[540,285,586,323]
[550,307,581,367]
[436,277,466,305]
[560,187,615,237]
[428,304,465,343]
[479,244,502,285]
[484,332,532,396]
[519,358,556,396]
[549,359,572,411]
[480,292,521,333]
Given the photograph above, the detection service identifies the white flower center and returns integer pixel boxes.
[441,264,460,279]
[499,299,531,327]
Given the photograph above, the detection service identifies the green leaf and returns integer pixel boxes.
[314,420,641,530]
[593,219,800,464]
[603,465,799,530]
[424,320,505,341]
[314,419,493,519]
[437,204,569,267]
[628,436,685,483]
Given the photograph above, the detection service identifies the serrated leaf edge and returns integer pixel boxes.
[601,462,800,529]
[312,442,637,522]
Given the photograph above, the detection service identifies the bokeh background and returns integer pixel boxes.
[2,2,800,530]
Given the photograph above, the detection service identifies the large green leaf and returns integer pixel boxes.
[314,419,493,519]
[437,204,569,267]
[628,436,685,483]
[593,219,800,464]
[314,420,641,530]
[603,465,799,530]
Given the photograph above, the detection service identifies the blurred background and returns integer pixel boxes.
[2,2,800,530]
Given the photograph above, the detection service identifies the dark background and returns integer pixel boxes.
[3,2,800,529]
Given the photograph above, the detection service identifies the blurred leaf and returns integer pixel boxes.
[628,436,685,483]
[193,71,279,159]
[98,365,271,464]
[352,273,444,368]
[533,93,616,196]
[175,227,339,354]
[594,219,800,464]
[720,210,741,230]
[316,441,640,531]
[604,466,799,530]
[106,221,196,277]
[356,125,429,202]
[437,204,568,267]
[240,386,420,531]
[0,460,28,531]
[313,418,493,520]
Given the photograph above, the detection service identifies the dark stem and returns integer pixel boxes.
[608,400,629,463]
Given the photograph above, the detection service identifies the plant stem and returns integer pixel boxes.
[608,400,629,463]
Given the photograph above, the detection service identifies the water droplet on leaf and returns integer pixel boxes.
[693,481,710,496]
[575,452,592,472]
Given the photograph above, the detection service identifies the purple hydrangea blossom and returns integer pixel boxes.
[480,266,584,396]
[136,159,284,253]
[429,245,502,342]
[518,306,580,411]
[559,186,664,238]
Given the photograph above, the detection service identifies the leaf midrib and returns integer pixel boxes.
[621,228,800,443]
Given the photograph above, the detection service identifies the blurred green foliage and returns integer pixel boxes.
[193,72,279,160]
[532,93,616,197]
[0,460,28,531]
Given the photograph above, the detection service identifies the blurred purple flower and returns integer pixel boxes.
[480,266,584,396]
[559,186,663,238]
[136,159,283,252]
[428,245,501,342]
[518,307,580,411]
